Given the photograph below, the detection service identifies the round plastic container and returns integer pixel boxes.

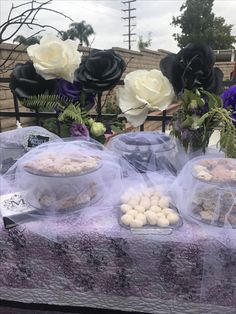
[107,131,179,174]
[22,167,103,212]
[189,157,236,227]
[17,142,103,213]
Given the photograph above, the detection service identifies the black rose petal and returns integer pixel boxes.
[75,49,126,92]
[10,61,58,100]
[160,43,223,95]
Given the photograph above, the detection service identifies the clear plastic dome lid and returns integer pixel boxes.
[107,131,185,175]
[172,154,236,236]
[108,131,175,153]
[192,157,236,185]
[0,126,61,150]
[1,140,141,216]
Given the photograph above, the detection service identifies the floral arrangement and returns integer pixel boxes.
[10,34,126,142]
[159,43,236,157]
[116,42,236,157]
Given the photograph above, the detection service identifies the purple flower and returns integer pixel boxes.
[57,79,96,110]
[57,79,81,102]
[191,102,209,116]
[70,123,89,139]
[200,102,209,115]
[221,85,236,121]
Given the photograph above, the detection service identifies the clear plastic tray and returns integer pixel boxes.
[23,161,102,177]
[118,204,183,234]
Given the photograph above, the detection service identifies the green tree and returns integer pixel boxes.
[137,32,152,51]
[13,35,41,46]
[172,0,236,49]
[59,21,95,46]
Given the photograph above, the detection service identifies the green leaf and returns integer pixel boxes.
[180,115,194,128]
[58,104,84,123]
[111,126,123,133]
[196,112,209,127]
[22,94,70,111]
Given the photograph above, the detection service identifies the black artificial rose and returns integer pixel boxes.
[10,61,57,100]
[74,49,126,92]
[160,43,223,95]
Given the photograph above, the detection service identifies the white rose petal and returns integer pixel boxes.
[118,86,149,127]
[27,34,82,82]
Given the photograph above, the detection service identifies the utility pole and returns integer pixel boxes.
[122,0,136,50]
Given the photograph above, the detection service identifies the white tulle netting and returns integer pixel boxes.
[172,154,236,247]
[0,126,62,174]
[0,140,141,220]
[106,131,187,175]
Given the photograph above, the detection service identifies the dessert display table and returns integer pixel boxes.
[0,205,235,314]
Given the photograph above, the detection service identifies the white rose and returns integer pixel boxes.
[117,69,175,127]
[27,34,82,82]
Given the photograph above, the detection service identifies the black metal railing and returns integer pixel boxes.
[1,77,234,135]
[0,77,172,134]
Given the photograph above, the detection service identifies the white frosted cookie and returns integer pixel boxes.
[130,219,144,228]
[145,211,157,225]
[166,212,179,224]
[157,217,169,227]
[159,197,170,209]
[121,214,133,226]
[120,204,132,213]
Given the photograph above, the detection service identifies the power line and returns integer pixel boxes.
[121,0,136,50]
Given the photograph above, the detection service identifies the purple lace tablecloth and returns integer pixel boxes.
[0,206,235,313]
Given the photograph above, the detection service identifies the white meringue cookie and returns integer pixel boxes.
[145,211,157,225]
[127,209,137,218]
[162,207,175,216]
[135,205,146,213]
[150,205,162,213]
[155,212,166,219]
[120,204,133,213]
[150,199,159,206]
[130,219,144,228]
[128,197,140,208]
[121,214,133,226]
[159,197,170,208]
[166,212,179,224]
[157,217,169,227]
[136,213,147,225]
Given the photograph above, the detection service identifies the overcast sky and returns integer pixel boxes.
[1,0,236,53]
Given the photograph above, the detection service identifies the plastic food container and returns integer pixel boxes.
[189,158,236,227]
[107,131,178,174]
[17,142,103,213]
[118,184,182,234]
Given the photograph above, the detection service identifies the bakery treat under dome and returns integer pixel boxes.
[173,155,236,228]
[10,141,129,214]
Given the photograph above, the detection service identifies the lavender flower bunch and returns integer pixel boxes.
[70,122,89,139]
